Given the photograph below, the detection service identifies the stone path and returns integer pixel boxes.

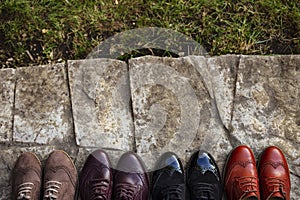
[0,55,299,199]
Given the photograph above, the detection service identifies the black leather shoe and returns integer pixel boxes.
[79,149,113,200]
[187,151,222,200]
[152,152,185,200]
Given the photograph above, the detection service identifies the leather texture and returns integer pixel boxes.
[258,146,290,200]
[224,145,260,200]
[79,149,113,200]
[187,151,222,200]
[113,152,149,200]
[43,150,77,200]
[12,152,42,200]
[151,152,185,200]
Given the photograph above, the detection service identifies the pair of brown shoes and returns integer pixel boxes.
[224,145,291,200]
[79,150,149,200]
[12,150,77,200]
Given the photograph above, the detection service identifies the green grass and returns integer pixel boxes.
[1,0,300,68]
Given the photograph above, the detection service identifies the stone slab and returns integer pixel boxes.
[231,55,300,198]
[68,59,134,150]
[129,56,232,170]
[0,68,15,143]
[291,174,300,199]
[205,55,240,129]
[13,63,73,144]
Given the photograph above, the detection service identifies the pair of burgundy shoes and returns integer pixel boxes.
[79,150,149,200]
[224,145,291,200]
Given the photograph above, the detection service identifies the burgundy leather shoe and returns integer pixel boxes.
[79,149,113,200]
[113,152,149,200]
[258,146,290,200]
[224,145,260,200]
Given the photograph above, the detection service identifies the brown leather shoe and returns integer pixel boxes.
[43,150,77,200]
[12,152,42,200]
[113,152,149,200]
[79,149,113,200]
[224,145,260,200]
[258,146,290,200]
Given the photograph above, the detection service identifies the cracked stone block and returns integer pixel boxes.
[129,56,232,170]
[68,59,134,150]
[206,55,240,129]
[231,55,300,198]
[0,68,15,142]
[291,174,300,199]
[0,146,57,200]
[13,64,73,144]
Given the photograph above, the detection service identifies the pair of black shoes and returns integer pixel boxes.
[152,151,222,200]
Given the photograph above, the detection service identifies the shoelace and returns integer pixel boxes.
[266,177,286,197]
[191,183,216,200]
[43,181,62,200]
[17,182,34,200]
[115,183,139,200]
[236,176,258,197]
[161,184,184,200]
[90,179,110,200]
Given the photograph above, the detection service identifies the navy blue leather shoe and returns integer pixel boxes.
[187,151,222,200]
[151,152,185,200]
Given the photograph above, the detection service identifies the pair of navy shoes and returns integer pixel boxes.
[152,151,222,200]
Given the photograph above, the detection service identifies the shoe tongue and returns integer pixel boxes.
[243,197,259,200]
[189,170,218,184]
[191,183,217,200]
[161,184,185,199]
[268,197,285,200]
[242,193,259,200]
[196,192,215,200]
[268,192,285,200]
